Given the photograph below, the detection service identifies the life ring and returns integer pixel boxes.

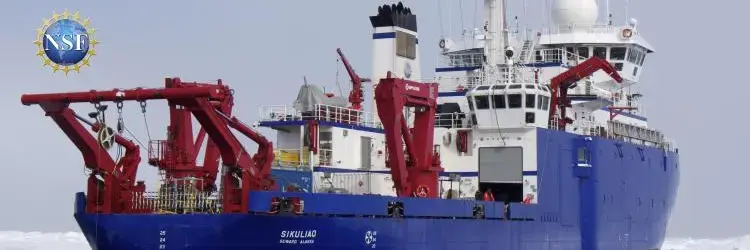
[415,185,429,198]
[620,28,633,39]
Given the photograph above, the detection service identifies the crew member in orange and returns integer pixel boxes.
[483,188,495,201]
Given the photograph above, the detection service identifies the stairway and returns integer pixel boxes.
[518,40,533,63]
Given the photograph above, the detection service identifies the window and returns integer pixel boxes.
[525,94,536,108]
[627,48,638,63]
[610,47,626,60]
[594,47,607,59]
[638,54,646,66]
[466,96,474,111]
[508,94,522,108]
[632,66,639,76]
[577,47,589,58]
[509,84,522,89]
[476,86,490,91]
[614,62,623,71]
[537,95,543,110]
[475,95,490,109]
[566,47,575,60]
[627,46,647,66]
[535,50,543,62]
[491,85,505,90]
[396,31,416,59]
[492,94,506,109]
[577,147,589,164]
[525,85,535,89]
[544,49,561,63]
[541,96,550,111]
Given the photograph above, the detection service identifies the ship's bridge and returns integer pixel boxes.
[535,18,653,90]
[466,82,551,129]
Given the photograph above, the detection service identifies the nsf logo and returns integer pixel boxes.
[33,10,98,75]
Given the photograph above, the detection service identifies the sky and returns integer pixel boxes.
[0,0,745,239]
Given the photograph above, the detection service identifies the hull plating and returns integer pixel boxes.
[75,129,680,250]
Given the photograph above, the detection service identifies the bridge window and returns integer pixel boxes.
[577,47,590,58]
[475,95,490,109]
[491,85,506,90]
[396,31,416,60]
[638,54,646,65]
[509,84,522,89]
[614,62,623,71]
[610,47,627,60]
[627,46,647,66]
[492,94,506,109]
[466,97,474,111]
[593,47,607,59]
[525,94,536,108]
[476,86,490,91]
[508,94,522,108]
[525,84,535,89]
[540,96,549,111]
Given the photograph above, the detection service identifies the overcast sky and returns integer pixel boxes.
[0,0,744,239]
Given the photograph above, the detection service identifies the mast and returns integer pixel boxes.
[483,0,512,81]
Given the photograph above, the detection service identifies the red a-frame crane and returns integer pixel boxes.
[374,72,444,198]
[21,77,276,213]
[548,56,624,130]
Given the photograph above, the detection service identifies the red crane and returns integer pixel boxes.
[374,72,443,198]
[21,77,276,213]
[548,57,624,130]
[337,48,371,110]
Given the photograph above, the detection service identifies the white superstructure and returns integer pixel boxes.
[257,0,673,203]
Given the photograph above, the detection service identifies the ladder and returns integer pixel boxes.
[518,40,533,63]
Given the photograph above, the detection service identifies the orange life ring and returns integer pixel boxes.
[621,28,633,39]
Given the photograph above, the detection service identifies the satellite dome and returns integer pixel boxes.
[551,0,598,26]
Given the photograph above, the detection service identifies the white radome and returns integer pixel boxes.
[551,0,599,26]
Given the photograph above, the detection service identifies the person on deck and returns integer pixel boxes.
[483,188,495,201]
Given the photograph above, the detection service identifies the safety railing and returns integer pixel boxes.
[435,112,473,129]
[540,24,637,35]
[315,172,377,195]
[260,104,382,129]
[528,48,588,66]
[436,51,484,69]
[433,75,484,92]
[273,148,333,167]
[128,179,223,214]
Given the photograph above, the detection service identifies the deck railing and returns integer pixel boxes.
[273,148,333,167]
[260,104,382,129]
[127,179,223,214]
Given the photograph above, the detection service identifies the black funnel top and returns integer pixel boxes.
[369,2,417,32]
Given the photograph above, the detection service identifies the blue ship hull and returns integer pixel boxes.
[74,129,680,250]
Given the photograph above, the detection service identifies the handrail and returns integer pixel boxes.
[260,104,382,129]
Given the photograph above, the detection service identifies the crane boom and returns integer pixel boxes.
[548,57,624,130]
[337,48,370,110]
[374,72,443,198]
[21,77,275,213]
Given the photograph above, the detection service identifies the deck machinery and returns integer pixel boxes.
[21,78,276,214]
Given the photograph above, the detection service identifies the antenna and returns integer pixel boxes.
[606,0,612,25]
[625,0,630,23]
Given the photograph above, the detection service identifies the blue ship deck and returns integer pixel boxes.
[74,128,680,250]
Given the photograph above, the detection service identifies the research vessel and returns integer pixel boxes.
[21,0,679,249]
